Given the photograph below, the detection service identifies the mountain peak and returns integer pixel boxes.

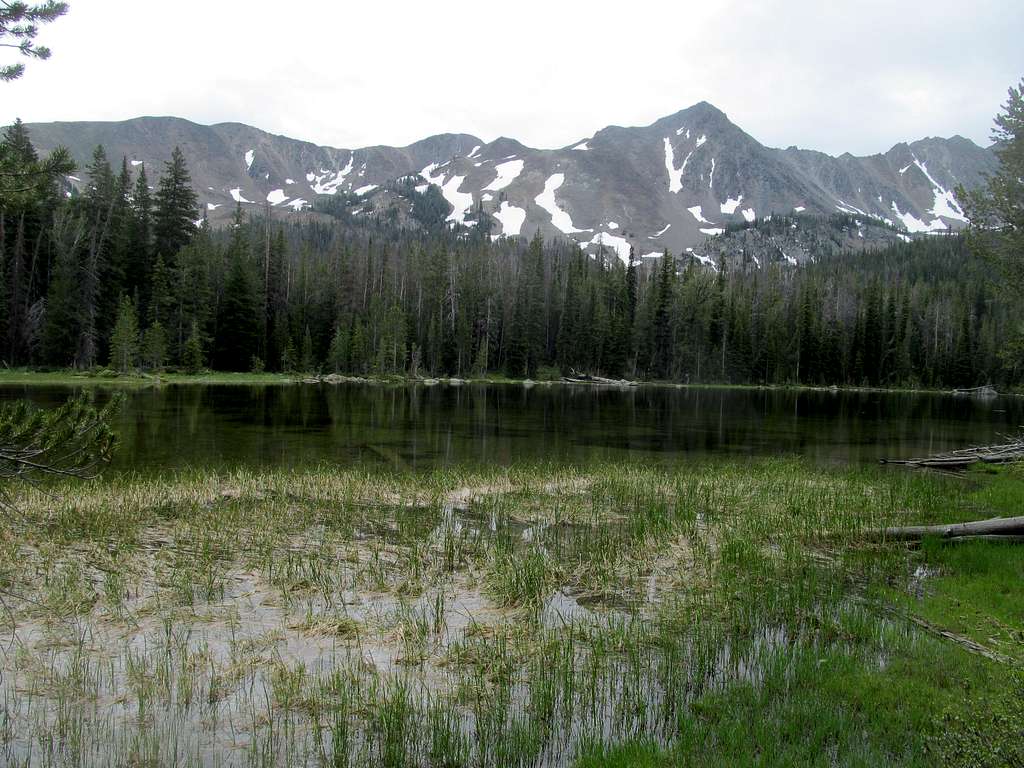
[19,108,997,260]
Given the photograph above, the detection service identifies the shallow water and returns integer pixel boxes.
[1,382,1019,471]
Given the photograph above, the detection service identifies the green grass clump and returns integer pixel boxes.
[0,457,1020,766]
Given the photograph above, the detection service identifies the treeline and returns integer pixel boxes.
[0,122,1017,388]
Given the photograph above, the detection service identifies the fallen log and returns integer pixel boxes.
[864,515,1024,542]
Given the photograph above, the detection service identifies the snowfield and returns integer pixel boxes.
[484,159,524,192]
[421,163,474,226]
[308,155,355,195]
[720,196,743,215]
[535,174,587,234]
[587,231,632,263]
[688,205,713,224]
[664,138,684,194]
[492,202,526,238]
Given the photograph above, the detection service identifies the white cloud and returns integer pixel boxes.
[2,0,1021,155]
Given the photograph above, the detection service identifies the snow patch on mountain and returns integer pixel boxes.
[695,134,707,148]
[286,178,295,185]
[664,138,685,194]
[692,252,718,271]
[709,158,716,189]
[354,184,378,196]
[676,126,690,138]
[535,173,587,234]
[741,208,756,223]
[891,200,946,233]
[266,189,287,205]
[587,232,632,263]
[835,199,866,216]
[607,221,619,230]
[912,157,968,223]
[308,154,355,195]
[421,163,474,226]
[571,141,590,151]
[493,201,526,238]
[130,160,143,167]
[484,159,524,192]
[688,205,713,224]
[467,145,481,159]
[207,203,220,211]
[245,150,254,170]
[700,227,724,236]
[794,206,806,212]
[287,199,309,211]
[720,196,743,215]
[230,187,252,203]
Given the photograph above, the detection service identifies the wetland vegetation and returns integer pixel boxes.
[1,453,1022,766]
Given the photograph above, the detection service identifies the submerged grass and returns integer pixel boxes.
[0,457,1017,766]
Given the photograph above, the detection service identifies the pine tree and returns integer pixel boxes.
[183,320,204,373]
[961,78,1024,370]
[109,295,139,373]
[0,1,69,81]
[300,326,316,372]
[42,207,85,366]
[214,205,259,371]
[327,324,349,373]
[152,146,198,264]
[652,250,676,379]
[141,322,167,370]
[127,163,153,310]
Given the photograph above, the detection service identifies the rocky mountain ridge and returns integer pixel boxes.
[21,102,997,260]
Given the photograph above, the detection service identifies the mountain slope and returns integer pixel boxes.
[22,103,997,259]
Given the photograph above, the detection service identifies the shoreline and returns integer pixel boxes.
[0,368,1016,397]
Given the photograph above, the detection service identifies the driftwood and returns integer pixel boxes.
[881,437,1024,468]
[951,384,999,398]
[561,369,637,386]
[865,515,1024,542]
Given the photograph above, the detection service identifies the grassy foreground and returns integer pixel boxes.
[0,459,1021,766]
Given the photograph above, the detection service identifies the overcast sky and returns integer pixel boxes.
[3,0,1021,155]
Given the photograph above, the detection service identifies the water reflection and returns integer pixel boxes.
[0,383,1019,472]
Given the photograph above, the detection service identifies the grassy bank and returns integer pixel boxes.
[0,459,1021,766]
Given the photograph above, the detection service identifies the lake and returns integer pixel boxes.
[2,382,1021,472]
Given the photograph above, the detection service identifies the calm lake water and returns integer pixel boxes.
[1,382,1021,472]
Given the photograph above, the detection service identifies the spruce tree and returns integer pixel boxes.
[127,163,153,309]
[141,322,167,370]
[152,146,198,264]
[214,205,259,371]
[183,321,204,373]
[0,1,69,81]
[109,295,139,373]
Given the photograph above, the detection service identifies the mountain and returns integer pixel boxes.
[22,103,998,260]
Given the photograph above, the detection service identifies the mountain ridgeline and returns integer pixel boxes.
[23,102,997,261]
[0,107,1015,389]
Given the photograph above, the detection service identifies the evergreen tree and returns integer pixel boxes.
[961,78,1024,370]
[152,146,198,264]
[214,206,259,371]
[183,321,204,373]
[0,1,69,81]
[328,324,349,373]
[108,295,139,373]
[127,163,153,309]
[141,322,167,370]
[300,326,316,372]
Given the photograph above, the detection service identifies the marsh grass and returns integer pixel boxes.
[0,458,1015,766]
